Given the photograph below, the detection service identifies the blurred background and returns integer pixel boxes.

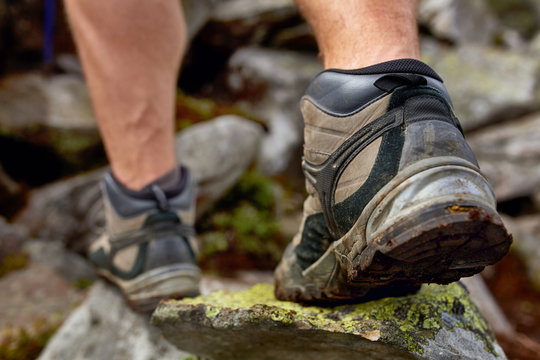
[0,0,539,359]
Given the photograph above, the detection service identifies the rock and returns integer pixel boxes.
[227,47,322,174]
[15,168,105,253]
[466,112,540,201]
[211,0,295,22]
[417,0,498,45]
[176,115,264,215]
[0,73,96,130]
[422,42,540,131]
[55,54,84,76]
[0,162,23,216]
[0,73,101,170]
[181,0,220,42]
[152,283,506,360]
[24,240,97,283]
[500,214,540,290]
[0,262,83,335]
[38,281,190,360]
[0,162,20,195]
[487,0,540,40]
[0,216,28,261]
[16,116,263,250]
[270,22,317,51]
[39,272,274,360]
[530,32,540,55]
[199,0,298,50]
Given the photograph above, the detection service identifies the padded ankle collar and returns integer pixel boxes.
[304,60,451,117]
[103,166,196,218]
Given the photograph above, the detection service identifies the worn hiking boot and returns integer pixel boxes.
[89,166,200,311]
[274,59,512,303]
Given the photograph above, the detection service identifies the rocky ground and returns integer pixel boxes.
[1,0,540,359]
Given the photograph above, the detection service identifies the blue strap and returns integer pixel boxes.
[43,0,56,65]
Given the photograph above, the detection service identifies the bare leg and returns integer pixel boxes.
[64,0,187,190]
[294,0,420,69]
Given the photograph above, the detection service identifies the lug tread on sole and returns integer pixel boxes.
[349,204,512,288]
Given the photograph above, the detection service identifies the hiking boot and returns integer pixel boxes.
[89,166,201,311]
[274,59,512,303]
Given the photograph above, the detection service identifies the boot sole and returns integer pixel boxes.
[97,264,201,312]
[349,200,512,287]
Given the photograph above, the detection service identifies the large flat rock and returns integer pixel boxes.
[152,283,507,360]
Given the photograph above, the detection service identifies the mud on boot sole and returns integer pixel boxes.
[348,201,512,288]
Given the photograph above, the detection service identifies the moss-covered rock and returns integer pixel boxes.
[152,283,507,360]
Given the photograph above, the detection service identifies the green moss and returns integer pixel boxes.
[70,278,94,290]
[176,283,499,355]
[197,171,286,266]
[205,307,220,319]
[218,171,276,210]
[0,252,29,278]
[0,320,59,360]
[49,129,101,159]
[422,317,440,330]
[175,92,263,131]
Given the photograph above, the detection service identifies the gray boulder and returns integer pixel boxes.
[0,216,27,261]
[37,281,190,360]
[181,0,220,42]
[531,32,540,55]
[486,0,540,41]
[24,240,97,283]
[422,42,540,131]
[0,162,22,215]
[227,47,322,174]
[38,272,274,360]
[152,283,506,360]
[176,115,264,216]
[211,0,295,22]
[0,73,100,167]
[466,112,540,201]
[15,168,105,253]
[200,0,298,50]
[417,0,498,45]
